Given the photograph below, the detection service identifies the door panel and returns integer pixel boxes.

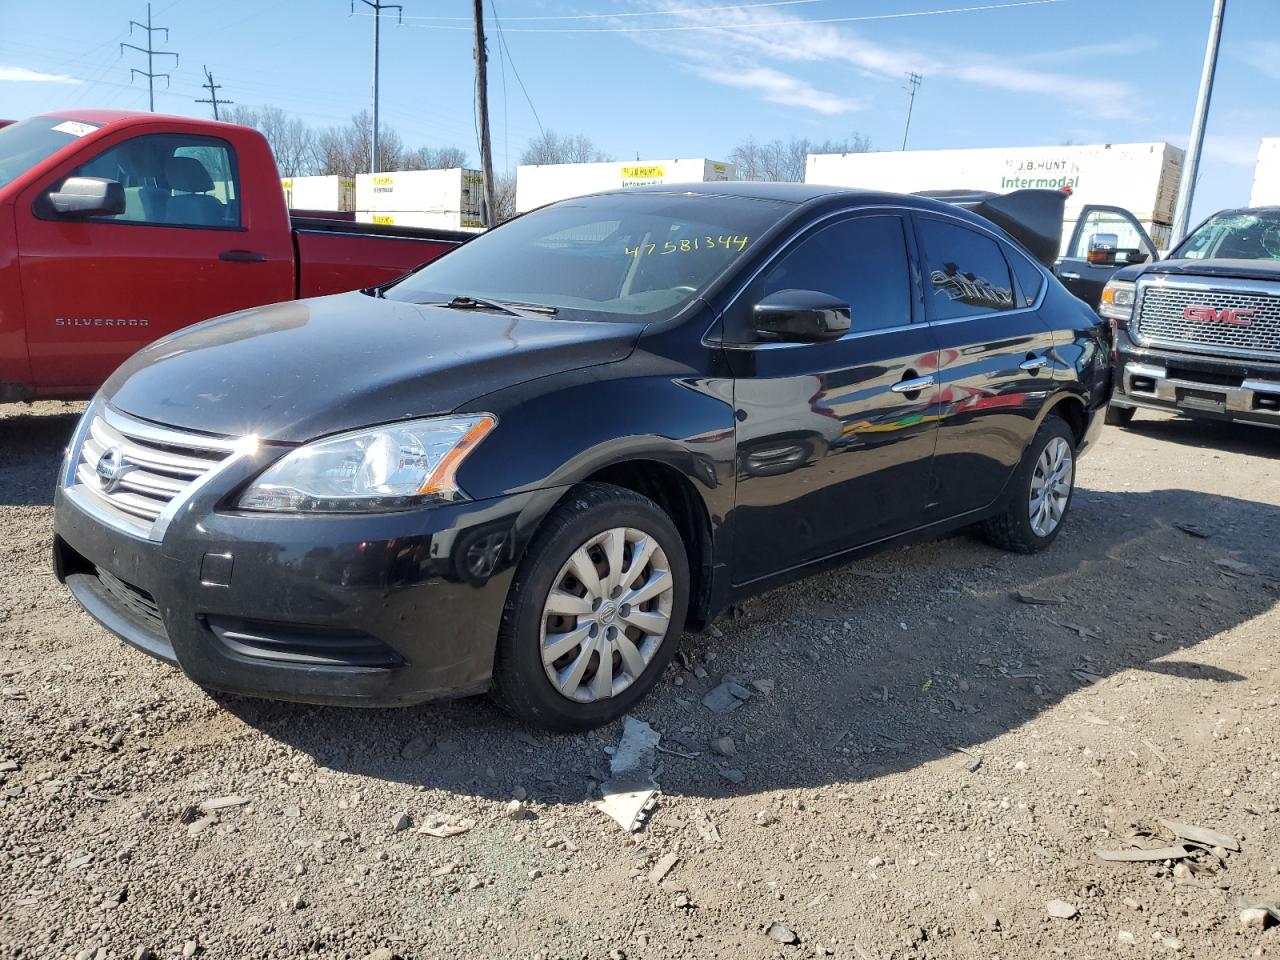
[16,131,293,389]
[725,213,940,584]
[1055,205,1157,310]
[914,213,1057,516]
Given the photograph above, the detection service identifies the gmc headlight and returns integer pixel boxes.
[1098,280,1136,322]
[237,415,496,513]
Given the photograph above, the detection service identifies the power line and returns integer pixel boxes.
[120,2,179,112]
[196,65,233,120]
[352,0,403,174]
[490,1,544,143]
[378,0,1067,34]
[902,71,923,150]
[388,0,825,21]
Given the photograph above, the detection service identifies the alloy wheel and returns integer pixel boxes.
[1028,436,1074,538]
[539,526,675,703]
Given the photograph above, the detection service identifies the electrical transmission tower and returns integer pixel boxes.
[901,71,923,151]
[121,2,179,112]
[196,66,232,120]
[352,0,403,174]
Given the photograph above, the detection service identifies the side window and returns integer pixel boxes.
[1070,209,1152,260]
[1006,246,1044,308]
[66,133,240,228]
[751,215,912,332]
[917,217,1015,319]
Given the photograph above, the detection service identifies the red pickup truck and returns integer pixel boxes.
[0,110,468,400]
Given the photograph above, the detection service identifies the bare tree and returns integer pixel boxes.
[402,145,470,170]
[491,173,517,223]
[730,133,872,182]
[519,130,608,166]
[224,105,318,176]
[317,111,403,177]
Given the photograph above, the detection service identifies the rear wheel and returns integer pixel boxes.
[1105,403,1136,427]
[491,483,688,731]
[978,414,1076,554]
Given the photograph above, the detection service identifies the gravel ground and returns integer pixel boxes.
[1,400,1278,960]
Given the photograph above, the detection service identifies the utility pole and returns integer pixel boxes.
[473,0,497,227]
[901,72,923,151]
[121,3,178,113]
[353,0,402,174]
[1171,0,1227,246]
[196,65,232,121]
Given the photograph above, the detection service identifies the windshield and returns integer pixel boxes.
[383,192,795,321]
[1172,210,1280,262]
[0,116,101,190]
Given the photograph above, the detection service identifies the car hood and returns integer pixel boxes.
[103,292,642,442]
[1142,258,1280,282]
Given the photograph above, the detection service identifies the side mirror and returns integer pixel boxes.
[753,289,851,343]
[1086,232,1119,266]
[48,177,125,218]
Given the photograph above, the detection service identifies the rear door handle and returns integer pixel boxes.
[1019,357,1049,372]
[219,249,268,263]
[891,374,936,393]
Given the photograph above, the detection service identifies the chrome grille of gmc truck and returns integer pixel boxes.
[67,405,241,538]
[1136,281,1280,360]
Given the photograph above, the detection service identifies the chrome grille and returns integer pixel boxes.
[1136,281,1280,360]
[68,406,240,537]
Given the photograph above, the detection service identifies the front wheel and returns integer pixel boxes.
[978,414,1076,554]
[490,483,689,732]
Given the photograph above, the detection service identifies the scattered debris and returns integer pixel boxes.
[417,814,475,838]
[692,807,721,843]
[655,744,699,760]
[754,810,777,827]
[504,800,530,821]
[1232,897,1280,927]
[1045,900,1078,920]
[596,717,661,832]
[963,756,983,773]
[197,795,248,814]
[716,767,746,784]
[710,736,736,758]
[1214,558,1257,576]
[1014,589,1067,605]
[400,734,434,760]
[1095,845,1191,862]
[766,923,800,944]
[702,681,752,713]
[649,853,679,885]
[1173,521,1210,538]
[1159,819,1240,852]
[390,812,411,832]
[752,678,775,695]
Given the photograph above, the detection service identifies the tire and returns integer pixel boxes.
[1105,403,1136,427]
[978,414,1076,554]
[490,482,689,732]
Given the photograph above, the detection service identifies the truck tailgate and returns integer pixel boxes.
[292,217,469,298]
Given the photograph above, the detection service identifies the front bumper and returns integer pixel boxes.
[53,451,556,707]
[1111,335,1280,429]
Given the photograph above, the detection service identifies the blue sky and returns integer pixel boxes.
[2,0,1277,221]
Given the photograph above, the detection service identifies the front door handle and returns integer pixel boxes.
[891,374,936,394]
[1019,357,1049,372]
[219,249,268,263]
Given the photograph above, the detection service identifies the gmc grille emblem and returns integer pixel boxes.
[1183,304,1256,327]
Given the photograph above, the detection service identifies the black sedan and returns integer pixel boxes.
[53,183,1109,730]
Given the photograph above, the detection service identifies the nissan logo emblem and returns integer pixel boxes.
[96,446,129,493]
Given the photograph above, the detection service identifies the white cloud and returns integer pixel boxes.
[1245,42,1280,81]
[687,63,863,115]
[632,1,1143,120]
[0,65,81,85]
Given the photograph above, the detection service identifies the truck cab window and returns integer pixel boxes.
[747,215,912,334]
[917,217,1015,319]
[66,133,240,229]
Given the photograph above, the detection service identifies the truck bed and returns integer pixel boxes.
[291,215,471,299]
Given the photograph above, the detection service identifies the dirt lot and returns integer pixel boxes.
[1,401,1278,960]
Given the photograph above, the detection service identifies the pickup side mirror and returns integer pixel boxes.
[1086,232,1119,266]
[48,177,125,218]
[753,289,851,343]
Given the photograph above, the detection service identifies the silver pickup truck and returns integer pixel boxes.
[1098,206,1280,429]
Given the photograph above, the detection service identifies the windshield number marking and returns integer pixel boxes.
[624,235,749,257]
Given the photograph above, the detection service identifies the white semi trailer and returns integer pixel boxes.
[516,159,734,213]
[806,142,1183,252]
[1249,138,1280,207]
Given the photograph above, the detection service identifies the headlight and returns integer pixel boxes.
[1098,280,1136,322]
[237,415,496,513]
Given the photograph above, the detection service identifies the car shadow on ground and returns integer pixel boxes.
[1121,411,1279,458]
[0,406,82,507]
[216,482,1278,808]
